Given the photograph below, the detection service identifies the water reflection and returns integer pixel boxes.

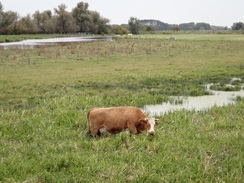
[143,82,244,116]
[0,36,113,50]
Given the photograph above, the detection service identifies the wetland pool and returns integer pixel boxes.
[0,36,113,50]
[143,82,244,116]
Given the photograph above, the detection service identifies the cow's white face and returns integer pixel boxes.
[145,117,159,135]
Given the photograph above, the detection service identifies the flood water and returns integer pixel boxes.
[0,36,113,50]
[143,82,244,116]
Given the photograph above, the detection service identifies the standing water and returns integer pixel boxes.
[143,79,244,116]
[0,36,113,50]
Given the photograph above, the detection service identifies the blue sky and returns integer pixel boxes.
[1,0,243,27]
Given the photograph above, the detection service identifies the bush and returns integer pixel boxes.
[7,23,27,34]
[111,25,129,35]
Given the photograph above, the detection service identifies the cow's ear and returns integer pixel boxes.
[155,118,159,125]
[140,119,148,124]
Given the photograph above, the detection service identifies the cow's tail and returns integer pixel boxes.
[86,109,92,136]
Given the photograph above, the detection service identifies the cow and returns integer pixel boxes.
[87,106,159,137]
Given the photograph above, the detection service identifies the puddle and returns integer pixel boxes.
[0,36,113,50]
[143,79,244,116]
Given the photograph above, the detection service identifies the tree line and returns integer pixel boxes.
[130,18,244,34]
[0,1,111,35]
[1,1,243,35]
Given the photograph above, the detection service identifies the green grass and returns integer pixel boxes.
[1,35,243,109]
[1,98,243,182]
[210,84,242,91]
[123,32,244,41]
[0,33,244,182]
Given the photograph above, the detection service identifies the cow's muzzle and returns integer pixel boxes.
[149,131,155,136]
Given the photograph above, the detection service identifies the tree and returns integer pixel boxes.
[43,17,57,33]
[20,14,39,33]
[194,23,211,30]
[0,2,19,34]
[0,10,18,27]
[33,11,45,33]
[72,2,109,34]
[179,22,195,30]
[0,2,4,29]
[72,2,91,33]
[145,26,156,31]
[0,2,3,12]
[55,4,79,33]
[128,17,141,34]
[7,22,27,34]
[32,10,58,33]
[171,26,180,31]
[89,11,109,34]
[232,22,244,30]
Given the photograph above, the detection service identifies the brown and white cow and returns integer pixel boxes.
[87,106,159,136]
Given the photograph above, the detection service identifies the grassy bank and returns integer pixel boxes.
[0,33,244,182]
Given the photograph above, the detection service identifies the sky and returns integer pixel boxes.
[1,0,243,27]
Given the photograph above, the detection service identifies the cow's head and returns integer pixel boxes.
[138,117,159,135]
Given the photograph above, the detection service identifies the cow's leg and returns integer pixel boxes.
[127,123,138,134]
[90,127,100,137]
[87,125,92,136]
[87,130,91,136]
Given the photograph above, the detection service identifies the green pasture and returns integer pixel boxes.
[0,33,243,182]
[131,32,244,41]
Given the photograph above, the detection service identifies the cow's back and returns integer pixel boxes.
[89,106,145,123]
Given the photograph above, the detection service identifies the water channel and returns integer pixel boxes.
[143,80,244,116]
[0,36,113,50]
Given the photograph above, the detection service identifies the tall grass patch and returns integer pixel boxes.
[1,97,243,182]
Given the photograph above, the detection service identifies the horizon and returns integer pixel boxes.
[1,0,243,27]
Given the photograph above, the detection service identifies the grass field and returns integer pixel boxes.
[0,33,244,182]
